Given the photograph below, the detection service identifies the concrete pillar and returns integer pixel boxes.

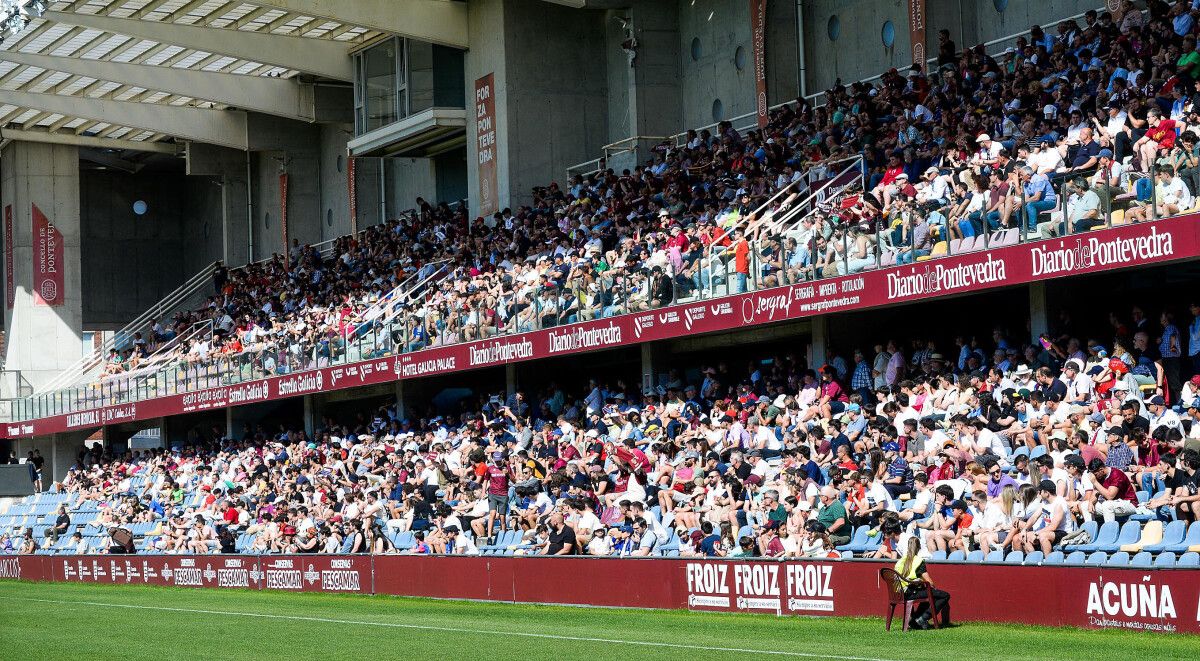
[641,342,663,392]
[466,0,608,213]
[1,142,83,391]
[185,143,251,267]
[50,431,89,482]
[302,394,316,437]
[810,316,829,368]
[1029,282,1048,344]
[505,363,519,399]
[621,3,682,154]
[395,380,424,423]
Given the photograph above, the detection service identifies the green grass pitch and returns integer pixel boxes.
[0,580,1195,660]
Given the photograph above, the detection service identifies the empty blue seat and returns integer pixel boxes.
[1154,552,1177,568]
[1065,551,1086,564]
[1085,551,1108,566]
[1144,520,1187,553]
[1024,551,1044,565]
[1129,551,1153,568]
[984,550,1004,562]
[928,550,947,561]
[966,550,984,562]
[836,526,867,552]
[1178,552,1200,567]
[1105,551,1131,567]
[1098,521,1141,553]
[840,550,853,559]
[1134,491,1149,505]
[1004,551,1024,564]
[1075,521,1118,552]
[947,550,965,562]
[1166,522,1200,553]
[1043,551,1065,564]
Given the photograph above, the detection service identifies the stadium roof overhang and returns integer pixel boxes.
[0,0,468,158]
[346,106,466,158]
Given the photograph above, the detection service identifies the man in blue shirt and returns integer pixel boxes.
[1019,166,1057,230]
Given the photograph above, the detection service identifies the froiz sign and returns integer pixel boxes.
[685,561,835,614]
[684,562,783,612]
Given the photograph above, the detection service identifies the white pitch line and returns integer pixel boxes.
[4,596,902,661]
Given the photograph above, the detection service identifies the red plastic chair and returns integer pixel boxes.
[879,568,940,631]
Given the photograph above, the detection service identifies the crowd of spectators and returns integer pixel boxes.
[7,304,1200,562]
[69,2,1200,412]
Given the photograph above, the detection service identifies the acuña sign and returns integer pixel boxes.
[6,216,1198,438]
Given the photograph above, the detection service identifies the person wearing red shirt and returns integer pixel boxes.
[484,453,513,540]
[665,225,688,251]
[732,228,750,293]
[612,438,650,475]
[1135,108,1178,172]
[817,367,849,419]
[1089,458,1139,522]
[221,501,240,527]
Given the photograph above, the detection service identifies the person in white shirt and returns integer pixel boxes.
[920,167,953,205]
[1146,396,1184,435]
[971,134,1003,168]
[586,528,613,555]
[1023,480,1072,554]
[1098,104,1127,144]
[1061,360,1094,403]
[1065,112,1088,144]
[1033,139,1064,174]
[1129,165,1195,221]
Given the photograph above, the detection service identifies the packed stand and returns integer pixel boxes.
[61,2,1200,417]
[5,304,1200,567]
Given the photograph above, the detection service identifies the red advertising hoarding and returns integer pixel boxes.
[750,0,769,128]
[32,203,63,307]
[280,172,289,268]
[475,73,499,217]
[348,157,358,233]
[908,0,927,66]
[4,204,13,309]
[6,217,1199,438]
[3,555,1197,634]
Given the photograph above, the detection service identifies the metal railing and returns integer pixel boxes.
[35,260,221,395]
[9,160,1186,423]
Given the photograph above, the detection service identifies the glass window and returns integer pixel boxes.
[362,39,398,132]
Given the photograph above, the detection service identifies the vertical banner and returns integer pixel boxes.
[279,173,289,269]
[347,157,358,234]
[908,0,927,66]
[474,73,499,217]
[4,205,13,309]
[750,0,769,128]
[32,203,63,307]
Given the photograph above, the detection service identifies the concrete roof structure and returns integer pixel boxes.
[0,0,466,154]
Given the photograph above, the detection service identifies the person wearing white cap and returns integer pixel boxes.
[919,166,953,207]
[971,133,1001,169]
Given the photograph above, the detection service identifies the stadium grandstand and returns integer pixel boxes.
[1,0,1199,644]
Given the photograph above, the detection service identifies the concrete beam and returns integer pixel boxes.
[0,50,316,122]
[1,90,247,150]
[0,127,179,154]
[41,9,354,81]
[241,0,469,48]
